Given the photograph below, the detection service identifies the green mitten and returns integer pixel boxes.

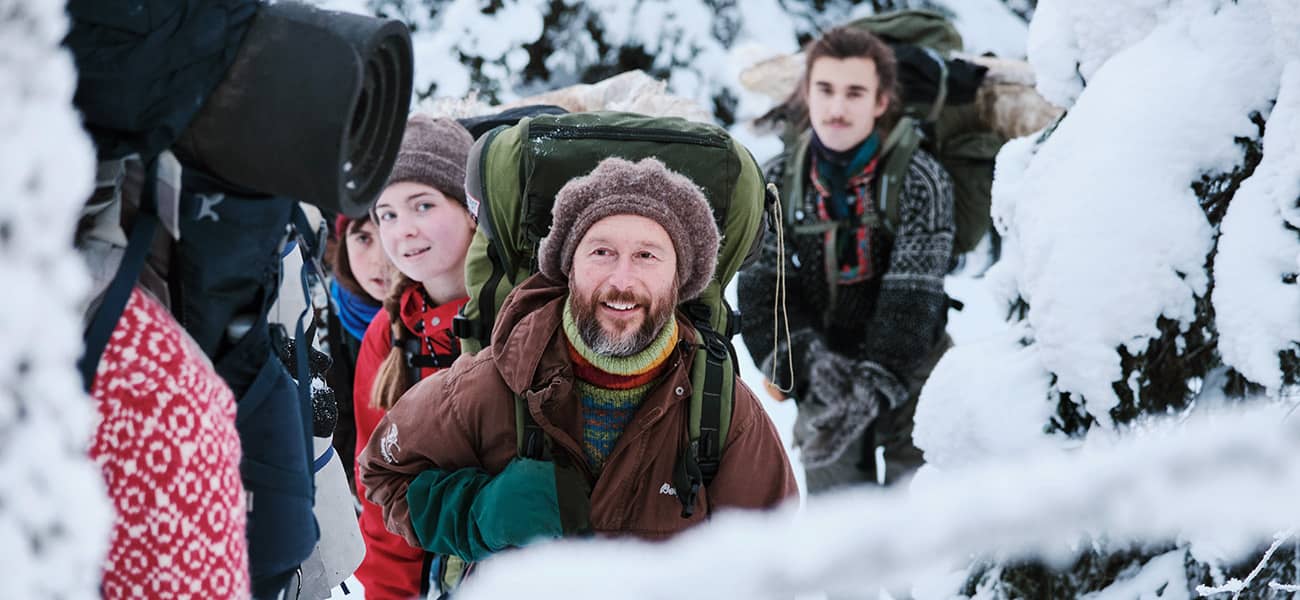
[471,458,564,554]
[406,458,563,563]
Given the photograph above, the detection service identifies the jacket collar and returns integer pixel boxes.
[398,284,467,343]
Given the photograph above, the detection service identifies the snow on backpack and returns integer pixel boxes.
[778,9,1008,256]
[454,110,769,522]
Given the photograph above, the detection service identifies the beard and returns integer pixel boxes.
[570,283,677,358]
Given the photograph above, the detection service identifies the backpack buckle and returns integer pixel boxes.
[700,330,728,362]
[451,314,479,340]
[523,428,546,460]
[725,307,741,338]
[677,440,704,519]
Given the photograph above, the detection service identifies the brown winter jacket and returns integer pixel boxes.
[358,274,798,547]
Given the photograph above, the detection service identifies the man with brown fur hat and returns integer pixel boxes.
[358,156,796,566]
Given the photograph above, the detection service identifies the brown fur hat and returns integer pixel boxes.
[538,157,720,301]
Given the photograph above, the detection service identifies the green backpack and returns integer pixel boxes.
[783,9,1006,256]
[454,110,768,522]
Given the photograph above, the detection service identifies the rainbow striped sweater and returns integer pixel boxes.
[562,301,679,473]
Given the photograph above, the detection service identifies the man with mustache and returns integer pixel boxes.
[358,157,797,569]
[738,27,956,493]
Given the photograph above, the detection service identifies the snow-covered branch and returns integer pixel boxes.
[1213,63,1300,392]
[457,404,1300,599]
[1196,530,1293,598]
[0,0,110,596]
[995,0,1283,425]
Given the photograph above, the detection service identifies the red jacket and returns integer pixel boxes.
[353,284,466,599]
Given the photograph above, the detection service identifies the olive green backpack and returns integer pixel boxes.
[452,110,769,524]
[783,9,1006,256]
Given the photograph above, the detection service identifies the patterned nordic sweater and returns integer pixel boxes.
[91,288,249,599]
[737,141,955,396]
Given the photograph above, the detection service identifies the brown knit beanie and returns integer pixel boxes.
[538,157,720,302]
[384,114,473,204]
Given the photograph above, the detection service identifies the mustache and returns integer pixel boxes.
[821,117,851,126]
[599,288,649,307]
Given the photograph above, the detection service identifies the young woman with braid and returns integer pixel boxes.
[351,114,476,600]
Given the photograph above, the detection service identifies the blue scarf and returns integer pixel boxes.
[330,279,382,342]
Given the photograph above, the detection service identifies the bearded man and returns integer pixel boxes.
[358,157,796,568]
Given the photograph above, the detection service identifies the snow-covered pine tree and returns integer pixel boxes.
[325,0,1032,127]
[914,1,1300,597]
[0,0,112,596]
[356,0,786,124]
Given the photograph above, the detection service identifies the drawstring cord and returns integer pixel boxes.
[767,183,795,394]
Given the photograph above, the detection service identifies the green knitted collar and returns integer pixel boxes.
[562,298,678,377]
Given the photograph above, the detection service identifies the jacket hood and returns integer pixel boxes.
[490,273,570,394]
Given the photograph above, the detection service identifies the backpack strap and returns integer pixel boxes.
[79,159,159,390]
[780,130,811,230]
[673,302,735,519]
[919,47,949,123]
[403,345,459,370]
[514,394,593,536]
[453,125,511,349]
[79,153,182,390]
[876,116,926,235]
[289,205,331,490]
[515,393,547,461]
[399,324,461,386]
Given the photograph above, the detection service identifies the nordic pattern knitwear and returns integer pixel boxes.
[562,300,678,471]
[538,157,720,302]
[91,288,249,599]
[384,114,473,205]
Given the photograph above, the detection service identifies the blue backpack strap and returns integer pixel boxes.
[312,444,335,473]
[290,205,329,477]
[78,153,180,390]
[78,159,158,390]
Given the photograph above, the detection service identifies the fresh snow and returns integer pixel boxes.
[455,403,1300,600]
[1213,63,1300,392]
[0,0,111,597]
[912,323,1059,470]
[980,0,1283,426]
[1083,549,1190,600]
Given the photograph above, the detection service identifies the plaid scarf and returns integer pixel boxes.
[808,132,881,285]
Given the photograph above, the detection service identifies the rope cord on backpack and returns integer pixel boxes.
[767,182,796,394]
